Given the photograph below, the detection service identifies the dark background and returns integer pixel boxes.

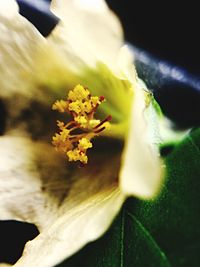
[106,1,199,75]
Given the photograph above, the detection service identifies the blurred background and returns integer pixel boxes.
[106,1,199,75]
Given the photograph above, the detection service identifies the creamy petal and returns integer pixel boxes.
[0,136,124,267]
[48,0,123,72]
[119,84,163,199]
[0,0,18,19]
[0,1,47,99]
[116,45,137,82]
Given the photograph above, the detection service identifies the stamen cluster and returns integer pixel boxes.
[52,84,111,164]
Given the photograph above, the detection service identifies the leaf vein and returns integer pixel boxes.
[127,211,172,267]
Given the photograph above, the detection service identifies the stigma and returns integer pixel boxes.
[52,84,111,164]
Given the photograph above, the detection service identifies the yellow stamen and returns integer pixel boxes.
[52,84,111,164]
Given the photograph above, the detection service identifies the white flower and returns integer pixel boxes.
[0,1,163,266]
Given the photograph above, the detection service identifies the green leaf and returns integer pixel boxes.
[57,128,200,267]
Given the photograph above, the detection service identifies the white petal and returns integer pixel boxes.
[0,1,46,99]
[49,0,123,72]
[116,45,136,82]
[0,0,19,19]
[119,84,163,199]
[15,187,123,267]
[0,136,124,267]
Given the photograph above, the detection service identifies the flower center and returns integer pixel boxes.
[52,84,111,164]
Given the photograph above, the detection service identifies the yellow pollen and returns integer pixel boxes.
[67,148,88,164]
[52,100,68,113]
[89,119,100,128]
[78,138,93,150]
[74,115,88,128]
[68,84,90,101]
[52,84,111,164]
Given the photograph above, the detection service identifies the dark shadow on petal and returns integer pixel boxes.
[4,95,58,141]
[0,100,7,135]
[18,100,57,141]
[0,220,39,264]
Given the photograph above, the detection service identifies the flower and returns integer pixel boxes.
[0,0,163,266]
